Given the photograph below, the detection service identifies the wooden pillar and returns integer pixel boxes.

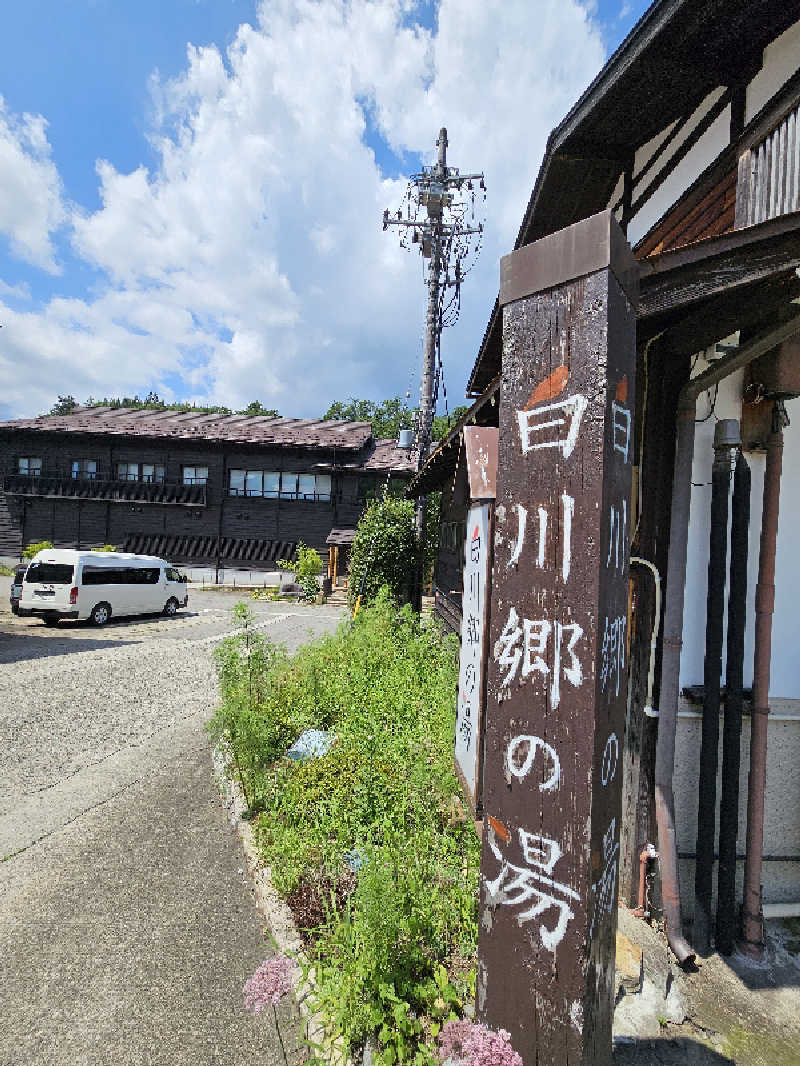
[477,210,638,1065]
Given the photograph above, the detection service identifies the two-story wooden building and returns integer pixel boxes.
[0,406,415,571]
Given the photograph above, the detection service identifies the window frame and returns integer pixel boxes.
[183,465,209,485]
[17,457,42,477]
[71,458,98,480]
[226,469,331,501]
[116,461,140,482]
[141,463,165,484]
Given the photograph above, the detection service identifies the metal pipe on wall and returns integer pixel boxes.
[716,449,750,955]
[654,316,800,967]
[742,400,787,955]
[694,419,738,955]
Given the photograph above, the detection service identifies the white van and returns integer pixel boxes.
[19,549,188,627]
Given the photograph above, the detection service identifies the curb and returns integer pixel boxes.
[211,742,348,1065]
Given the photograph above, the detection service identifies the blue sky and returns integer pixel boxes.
[0,0,651,420]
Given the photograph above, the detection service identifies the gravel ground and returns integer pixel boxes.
[0,595,343,825]
[0,592,345,1066]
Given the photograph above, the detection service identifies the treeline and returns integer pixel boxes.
[46,393,469,443]
[47,394,278,418]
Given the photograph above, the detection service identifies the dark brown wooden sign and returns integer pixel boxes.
[476,210,638,1066]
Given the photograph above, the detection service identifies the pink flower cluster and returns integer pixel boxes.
[438,1020,523,1066]
[243,955,294,1013]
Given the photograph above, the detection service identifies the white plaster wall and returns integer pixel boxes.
[746,19,800,123]
[678,365,800,698]
[674,700,800,913]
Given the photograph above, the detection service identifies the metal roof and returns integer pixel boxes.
[0,406,372,450]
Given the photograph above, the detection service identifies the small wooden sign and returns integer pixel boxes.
[455,500,492,813]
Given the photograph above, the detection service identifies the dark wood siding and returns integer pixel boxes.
[1,429,411,565]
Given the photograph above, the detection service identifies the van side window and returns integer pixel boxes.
[83,567,118,585]
[166,568,181,582]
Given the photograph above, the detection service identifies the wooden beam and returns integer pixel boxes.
[638,210,800,323]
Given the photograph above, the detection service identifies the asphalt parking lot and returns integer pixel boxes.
[0,590,345,1066]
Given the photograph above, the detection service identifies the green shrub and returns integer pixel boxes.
[0,565,13,577]
[277,541,323,601]
[209,591,477,1063]
[89,544,117,552]
[347,497,417,611]
[22,540,54,560]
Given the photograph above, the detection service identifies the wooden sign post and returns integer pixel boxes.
[454,426,498,815]
[476,210,638,1065]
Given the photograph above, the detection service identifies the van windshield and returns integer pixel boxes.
[25,562,74,584]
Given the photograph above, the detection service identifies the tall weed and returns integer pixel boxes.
[210,590,479,1063]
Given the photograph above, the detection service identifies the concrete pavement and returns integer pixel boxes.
[0,594,344,1066]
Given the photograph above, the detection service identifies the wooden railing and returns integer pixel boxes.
[737,99,800,227]
[2,472,207,507]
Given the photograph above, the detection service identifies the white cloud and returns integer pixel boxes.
[0,98,66,274]
[0,0,605,419]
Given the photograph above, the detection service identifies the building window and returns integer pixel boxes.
[227,469,330,501]
[17,457,42,476]
[183,465,208,485]
[117,462,140,481]
[229,469,245,496]
[142,463,165,483]
[315,474,332,502]
[71,459,98,480]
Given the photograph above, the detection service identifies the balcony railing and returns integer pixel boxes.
[2,471,207,507]
[737,99,800,228]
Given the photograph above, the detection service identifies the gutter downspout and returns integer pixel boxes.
[741,399,787,955]
[694,419,738,955]
[654,316,800,968]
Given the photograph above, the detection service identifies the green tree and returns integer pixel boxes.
[347,497,417,611]
[237,401,279,417]
[49,395,78,415]
[323,396,471,444]
[431,405,470,443]
[323,396,413,440]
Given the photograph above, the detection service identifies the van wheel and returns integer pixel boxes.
[163,597,179,617]
[90,602,111,626]
[43,616,60,627]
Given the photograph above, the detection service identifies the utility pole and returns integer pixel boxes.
[384,128,485,603]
